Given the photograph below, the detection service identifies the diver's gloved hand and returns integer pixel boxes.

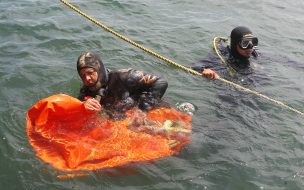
[138,93,156,111]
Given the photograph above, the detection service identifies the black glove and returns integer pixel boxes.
[95,88,107,102]
[138,93,156,111]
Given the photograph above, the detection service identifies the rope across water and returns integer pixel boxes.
[60,0,303,117]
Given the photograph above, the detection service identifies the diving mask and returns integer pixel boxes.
[239,34,258,49]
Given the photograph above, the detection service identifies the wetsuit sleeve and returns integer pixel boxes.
[147,76,168,99]
[191,66,205,72]
[78,87,87,101]
[139,76,168,111]
[190,57,217,72]
[126,70,168,110]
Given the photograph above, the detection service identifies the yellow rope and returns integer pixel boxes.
[212,37,237,75]
[212,37,228,66]
[59,0,304,117]
[59,0,200,76]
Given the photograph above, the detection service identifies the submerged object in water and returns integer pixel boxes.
[176,102,197,115]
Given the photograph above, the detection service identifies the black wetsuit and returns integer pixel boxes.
[78,68,168,112]
[192,27,259,77]
[191,44,258,77]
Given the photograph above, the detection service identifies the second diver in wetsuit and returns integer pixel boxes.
[193,26,259,79]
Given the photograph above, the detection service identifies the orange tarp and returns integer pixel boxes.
[26,94,191,173]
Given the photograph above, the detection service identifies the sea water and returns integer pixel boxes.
[0,0,303,189]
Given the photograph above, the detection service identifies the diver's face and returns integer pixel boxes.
[236,45,253,58]
[80,67,98,87]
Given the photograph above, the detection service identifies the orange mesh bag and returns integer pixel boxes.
[26,94,192,176]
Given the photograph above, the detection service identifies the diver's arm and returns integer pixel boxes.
[202,68,219,79]
[127,69,168,110]
[148,77,168,99]
[78,87,102,112]
[78,87,87,101]
[191,66,219,79]
[83,98,102,112]
[191,65,205,72]
[138,77,168,111]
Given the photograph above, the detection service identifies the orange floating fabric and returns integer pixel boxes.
[26,94,192,173]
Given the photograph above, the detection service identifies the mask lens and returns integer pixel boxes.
[239,37,258,49]
[240,39,251,49]
[252,37,258,46]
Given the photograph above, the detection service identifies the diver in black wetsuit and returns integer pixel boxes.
[192,26,259,79]
[76,51,168,115]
